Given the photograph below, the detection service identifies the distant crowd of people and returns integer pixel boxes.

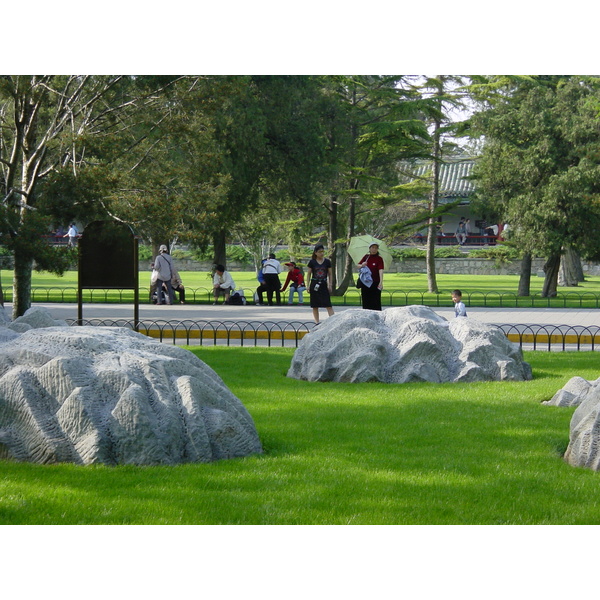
[203,242,382,325]
[149,243,468,324]
[149,245,337,324]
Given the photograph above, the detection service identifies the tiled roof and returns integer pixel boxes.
[399,159,475,198]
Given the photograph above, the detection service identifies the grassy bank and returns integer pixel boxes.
[1,349,599,525]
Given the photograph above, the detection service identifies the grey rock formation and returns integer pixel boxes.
[564,383,600,470]
[546,376,600,470]
[0,311,262,465]
[0,305,10,327]
[288,306,532,383]
[7,305,68,332]
[543,376,600,408]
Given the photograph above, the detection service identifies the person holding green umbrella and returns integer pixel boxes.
[357,242,385,311]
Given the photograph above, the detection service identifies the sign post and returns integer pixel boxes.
[78,221,139,329]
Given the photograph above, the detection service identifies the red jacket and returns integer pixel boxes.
[360,254,384,285]
[281,267,305,291]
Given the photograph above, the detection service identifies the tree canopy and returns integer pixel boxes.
[468,75,600,295]
[5,74,600,312]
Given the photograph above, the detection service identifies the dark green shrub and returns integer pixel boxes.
[392,247,464,260]
[434,247,464,258]
[227,245,253,264]
[189,245,253,264]
[138,245,153,261]
[392,248,426,259]
[468,245,521,265]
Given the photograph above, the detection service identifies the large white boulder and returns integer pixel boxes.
[288,306,532,383]
[0,305,10,327]
[7,305,68,332]
[543,376,600,408]
[546,376,600,470]
[0,309,262,465]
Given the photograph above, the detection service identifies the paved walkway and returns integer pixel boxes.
[11,302,599,328]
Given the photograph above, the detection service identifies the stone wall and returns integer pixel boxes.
[393,258,546,276]
[392,258,600,277]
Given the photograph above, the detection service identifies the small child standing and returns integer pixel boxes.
[452,289,467,317]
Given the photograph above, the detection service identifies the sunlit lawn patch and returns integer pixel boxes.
[1,349,599,524]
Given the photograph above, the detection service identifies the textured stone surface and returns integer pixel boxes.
[0,308,262,465]
[288,306,532,383]
[546,376,600,470]
[0,306,10,327]
[6,306,67,332]
[543,376,600,408]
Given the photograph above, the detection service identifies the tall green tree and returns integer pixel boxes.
[319,76,431,292]
[416,76,471,293]
[469,76,600,297]
[99,76,231,258]
[41,76,328,273]
[159,75,329,267]
[0,75,135,317]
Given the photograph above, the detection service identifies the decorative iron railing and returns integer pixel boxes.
[66,318,600,351]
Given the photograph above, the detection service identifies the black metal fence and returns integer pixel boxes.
[12,286,600,309]
[66,318,600,351]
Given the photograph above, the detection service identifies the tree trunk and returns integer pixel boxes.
[541,253,561,297]
[0,255,4,306]
[426,154,440,293]
[328,193,339,289]
[335,256,354,295]
[517,252,532,296]
[213,230,227,268]
[426,79,442,294]
[12,250,33,319]
[334,194,356,296]
[558,247,584,286]
[334,245,348,287]
[426,219,438,293]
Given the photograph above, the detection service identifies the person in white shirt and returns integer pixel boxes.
[261,253,282,305]
[63,223,79,247]
[452,289,467,317]
[212,265,235,304]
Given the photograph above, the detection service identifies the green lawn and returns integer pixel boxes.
[1,348,599,525]
[3,270,600,308]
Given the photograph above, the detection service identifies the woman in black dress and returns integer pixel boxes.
[306,244,335,325]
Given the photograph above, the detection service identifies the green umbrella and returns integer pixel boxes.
[347,235,393,268]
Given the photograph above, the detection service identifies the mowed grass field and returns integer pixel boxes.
[1,348,599,525]
[3,270,600,307]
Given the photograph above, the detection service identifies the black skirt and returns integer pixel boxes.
[309,280,331,308]
[361,284,382,311]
